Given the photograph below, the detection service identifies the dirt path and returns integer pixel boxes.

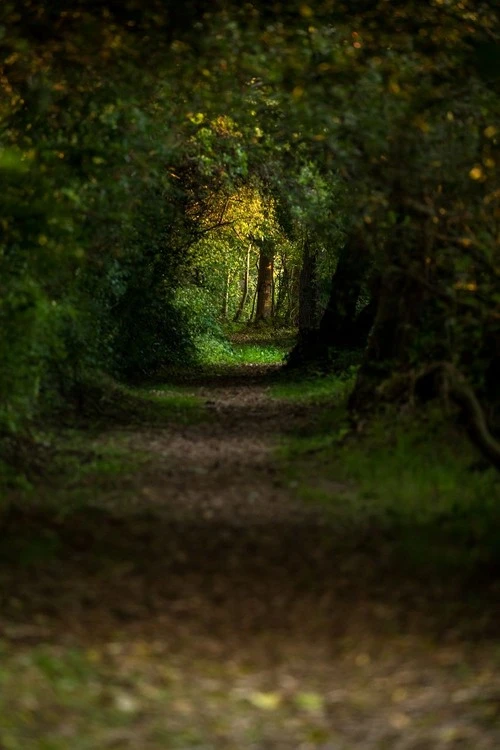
[1,367,500,749]
[124,368,326,524]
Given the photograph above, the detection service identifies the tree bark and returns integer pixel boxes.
[221,269,231,319]
[287,232,369,368]
[233,243,251,322]
[297,235,318,334]
[255,241,274,322]
[249,260,259,322]
[289,266,301,326]
[318,233,368,350]
[274,256,289,323]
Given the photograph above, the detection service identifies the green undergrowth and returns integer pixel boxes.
[0,377,205,506]
[276,375,500,571]
[0,440,152,568]
[57,376,204,428]
[272,369,357,403]
[197,335,292,367]
[150,326,297,370]
[228,342,288,365]
[195,325,295,366]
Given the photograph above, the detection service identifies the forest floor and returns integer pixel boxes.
[1,356,500,749]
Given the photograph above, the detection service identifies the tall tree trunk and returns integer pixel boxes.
[221,269,231,319]
[249,261,259,322]
[274,256,289,323]
[318,233,368,348]
[272,267,276,318]
[233,243,251,322]
[298,235,318,333]
[288,266,301,326]
[255,241,274,323]
[287,232,369,368]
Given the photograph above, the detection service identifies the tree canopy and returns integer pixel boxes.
[1,0,499,454]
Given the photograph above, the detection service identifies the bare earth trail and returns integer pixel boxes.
[1,366,500,749]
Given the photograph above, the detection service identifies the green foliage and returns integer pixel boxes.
[0,375,204,504]
[173,286,227,355]
[2,0,500,469]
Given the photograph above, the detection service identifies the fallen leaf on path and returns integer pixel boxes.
[247,691,282,710]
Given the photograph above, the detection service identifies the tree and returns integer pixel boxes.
[254,239,274,323]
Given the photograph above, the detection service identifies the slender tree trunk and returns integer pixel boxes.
[298,235,318,333]
[289,266,301,326]
[350,294,378,348]
[221,269,231,319]
[255,241,274,322]
[249,261,259,322]
[272,268,276,318]
[233,243,251,322]
[274,256,289,322]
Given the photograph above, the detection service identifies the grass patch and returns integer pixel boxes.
[195,334,292,367]
[272,369,357,403]
[0,375,207,551]
[277,375,500,571]
[229,342,288,365]
[0,431,149,527]
[0,378,206,510]
[65,376,205,428]
[192,326,296,367]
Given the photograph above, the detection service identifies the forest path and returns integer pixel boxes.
[1,366,500,749]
